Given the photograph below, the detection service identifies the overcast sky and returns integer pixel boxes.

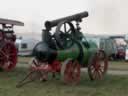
[0,0,128,39]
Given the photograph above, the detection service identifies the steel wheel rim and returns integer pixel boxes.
[72,60,81,84]
[64,60,81,84]
[88,51,108,80]
[0,42,17,71]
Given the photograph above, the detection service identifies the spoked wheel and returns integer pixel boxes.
[61,59,81,84]
[54,21,75,49]
[0,41,17,71]
[88,50,108,80]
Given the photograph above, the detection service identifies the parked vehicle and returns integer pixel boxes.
[17,11,108,87]
[15,37,39,56]
[100,36,127,60]
[85,35,127,60]
[125,45,128,61]
[0,18,24,71]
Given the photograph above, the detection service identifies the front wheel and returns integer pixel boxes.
[61,59,81,84]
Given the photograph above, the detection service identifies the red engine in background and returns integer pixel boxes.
[0,19,24,71]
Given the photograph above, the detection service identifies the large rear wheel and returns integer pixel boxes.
[0,42,17,71]
[88,50,108,80]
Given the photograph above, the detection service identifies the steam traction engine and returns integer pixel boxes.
[17,11,108,87]
[0,18,24,71]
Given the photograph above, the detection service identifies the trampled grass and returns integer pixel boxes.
[18,56,32,64]
[0,67,128,96]
[109,61,128,70]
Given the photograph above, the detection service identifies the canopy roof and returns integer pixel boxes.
[0,18,24,26]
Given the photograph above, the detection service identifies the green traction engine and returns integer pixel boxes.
[17,11,108,87]
[32,11,108,84]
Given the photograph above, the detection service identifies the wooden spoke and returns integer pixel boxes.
[0,42,17,71]
[88,50,108,80]
[61,59,81,85]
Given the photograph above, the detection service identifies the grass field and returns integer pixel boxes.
[0,67,128,96]
[17,56,32,64]
[0,57,127,96]
[109,61,128,70]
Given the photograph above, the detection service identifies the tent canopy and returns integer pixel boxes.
[0,18,24,26]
